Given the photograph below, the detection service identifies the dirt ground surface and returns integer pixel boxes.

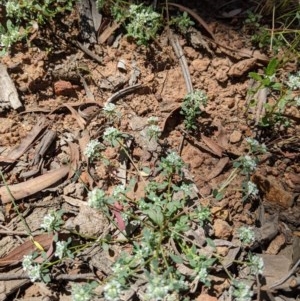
[0,0,299,300]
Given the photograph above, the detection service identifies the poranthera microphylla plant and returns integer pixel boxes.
[17,102,267,300]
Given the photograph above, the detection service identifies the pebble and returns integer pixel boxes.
[213,219,232,239]
[229,130,242,143]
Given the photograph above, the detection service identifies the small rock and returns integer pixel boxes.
[184,46,199,60]
[199,185,212,196]
[54,80,74,96]
[191,58,210,72]
[216,246,229,257]
[229,130,242,143]
[213,219,232,239]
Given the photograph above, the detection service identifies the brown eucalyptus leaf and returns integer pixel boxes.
[0,166,69,204]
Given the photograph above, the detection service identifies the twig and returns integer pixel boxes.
[169,32,193,94]
[104,84,143,106]
[73,40,103,64]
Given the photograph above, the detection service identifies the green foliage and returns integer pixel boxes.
[125,4,162,45]
[170,11,195,33]
[180,90,208,131]
[0,0,75,55]
[247,57,299,127]
[71,282,98,301]
[244,5,300,52]
[40,210,64,232]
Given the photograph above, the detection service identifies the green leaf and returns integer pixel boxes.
[212,189,224,201]
[146,207,164,226]
[249,72,262,82]
[170,253,184,264]
[265,58,279,76]
[271,82,282,90]
[206,238,216,248]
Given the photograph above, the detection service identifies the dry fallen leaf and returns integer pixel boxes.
[251,173,294,208]
[0,166,70,204]
[0,234,54,267]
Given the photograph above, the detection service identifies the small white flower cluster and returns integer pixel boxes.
[165,152,182,166]
[240,155,257,173]
[88,187,106,209]
[112,185,126,201]
[103,103,121,121]
[180,183,193,196]
[286,71,300,90]
[248,254,264,275]
[232,281,253,301]
[246,181,259,197]
[0,24,21,48]
[147,116,159,124]
[103,126,122,146]
[143,273,186,301]
[190,89,208,105]
[238,226,255,245]
[197,267,208,283]
[103,279,123,301]
[40,211,62,232]
[71,283,95,301]
[147,116,161,140]
[54,240,69,260]
[22,254,42,282]
[103,103,117,113]
[245,137,267,154]
[128,5,160,31]
[84,140,101,160]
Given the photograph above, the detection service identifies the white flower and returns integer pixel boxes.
[103,103,117,113]
[246,181,259,197]
[238,226,255,245]
[197,267,208,283]
[71,283,95,301]
[103,127,122,146]
[165,152,182,165]
[103,279,122,301]
[245,138,267,153]
[40,212,56,232]
[249,255,264,275]
[84,140,101,159]
[112,185,126,201]
[147,124,161,140]
[22,254,33,271]
[241,155,257,173]
[294,96,300,106]
[27,264,42,282]
[88,188,106,209]
[147,116,159,125]
[6,1,20,16]
[55,241,68,260]
[286,71,300,90]
[232,281,253,301]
